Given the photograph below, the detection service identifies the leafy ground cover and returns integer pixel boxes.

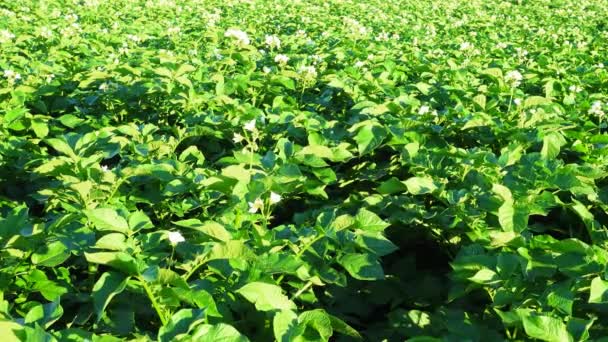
[1,0,608,340]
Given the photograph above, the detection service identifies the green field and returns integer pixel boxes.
[1,0,608,340]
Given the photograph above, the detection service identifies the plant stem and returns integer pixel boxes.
[291,280,314,300]
[138,277,167,325]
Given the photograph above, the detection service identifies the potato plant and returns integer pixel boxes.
[1,0,608,341]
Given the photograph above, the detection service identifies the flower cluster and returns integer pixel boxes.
[3,69,21,83]
[248,192,282,213]
[224,28,250,46]
[264,35,281,49]
[505,70,523,87]
[0,29,15,43]
[589,101,605,118]
[274,54,289,65]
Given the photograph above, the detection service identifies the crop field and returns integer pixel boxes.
[1,0,608,340]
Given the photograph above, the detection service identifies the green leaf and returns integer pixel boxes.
[191,323,250,342]
[31,119,49,138]
[94,233,127,251]
[173,219,232,241]
[4,107,27,124]
[403,177,438,195]
[377,177,408,195]
[541,132,566,160]
[92,272,129,322]
[353,123,387,155]
[338,253,384,280]
[45,138,76,158]
[85,208,130,234]
[31,241,70,267]
[519,311,571,342]
[158,309,206,342]
[128,211,154,231]
[236,282,296,311]
[24,301,63,329]
[298,309,333,342]
[84,252,140,275]
[524,96,551,108]
[589,276,608,303]
[355,209,389,232]
[273,310,302,342]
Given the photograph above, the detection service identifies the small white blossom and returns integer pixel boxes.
[244,119,256,132]
[418,105,430,115]
[168,231,185,245]
[3,69,20,83]
[248,198,264,213]
[460,41,473,51]
[589,101,605,118]
[496,42,508,49]
[233,133,244,143]
[269,192,282,204]
[354,61,365,68]
[167,26,181,35]
[274,54,289,65]
[513,98,522,106]
[569,85,582,93]
[505,70,523,87]
[224,28,250,46]
[262,66,271,74]
[375,31,390,42]
[39,26,53,39]
[298,65,317,79]
[0,29,15,43]
[264,35,281,49]
[101,165,109,172]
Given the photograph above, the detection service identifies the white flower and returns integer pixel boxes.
[168,231,185,245]
[569,85,582,93]
[513,98,522,106]
[418,105,430,115]
[264,35,281,49]
[99,82,109,91]
[0,29,15,43]
[3,69,20,83]
[248,198,264,213]
[224,28,250,46]
[39,26,53,39]
[274,54,289,65]
[167,26,181,35]
[505,70,523,87]
[496,42,508,49]
[460,41,473,50]
[45,74,55,83]
[269,192,282,204]
[299,65,317,79]
[589,101,605,118]
[375,31,390,42]
[233,133,244,143]
[262,66,271,74]
[101,165,109,172]
[354,61,365,68]
[244,119,256,131]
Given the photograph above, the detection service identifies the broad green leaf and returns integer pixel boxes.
[403,177,437,195]
[589,276,608,303]
[298,309,333,342]
[24,301,63,329]
[84,252,140,275]
[355,209,389,232]
[173,219,232,241]
[353,123,387,155]
[158,309,206,342]
[191,323,250,342]
[273,310,302,342]
[92,272,129,322]
[236,282,296,311]
[338,253,384,280]
[94,233,127,251]
[85,208,130,234]
[541,132,566,160]
[377,177,408,195]
[31,241,70,267]
[519,312,571,342]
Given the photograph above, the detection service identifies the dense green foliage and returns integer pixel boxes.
[1,0,608,340]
